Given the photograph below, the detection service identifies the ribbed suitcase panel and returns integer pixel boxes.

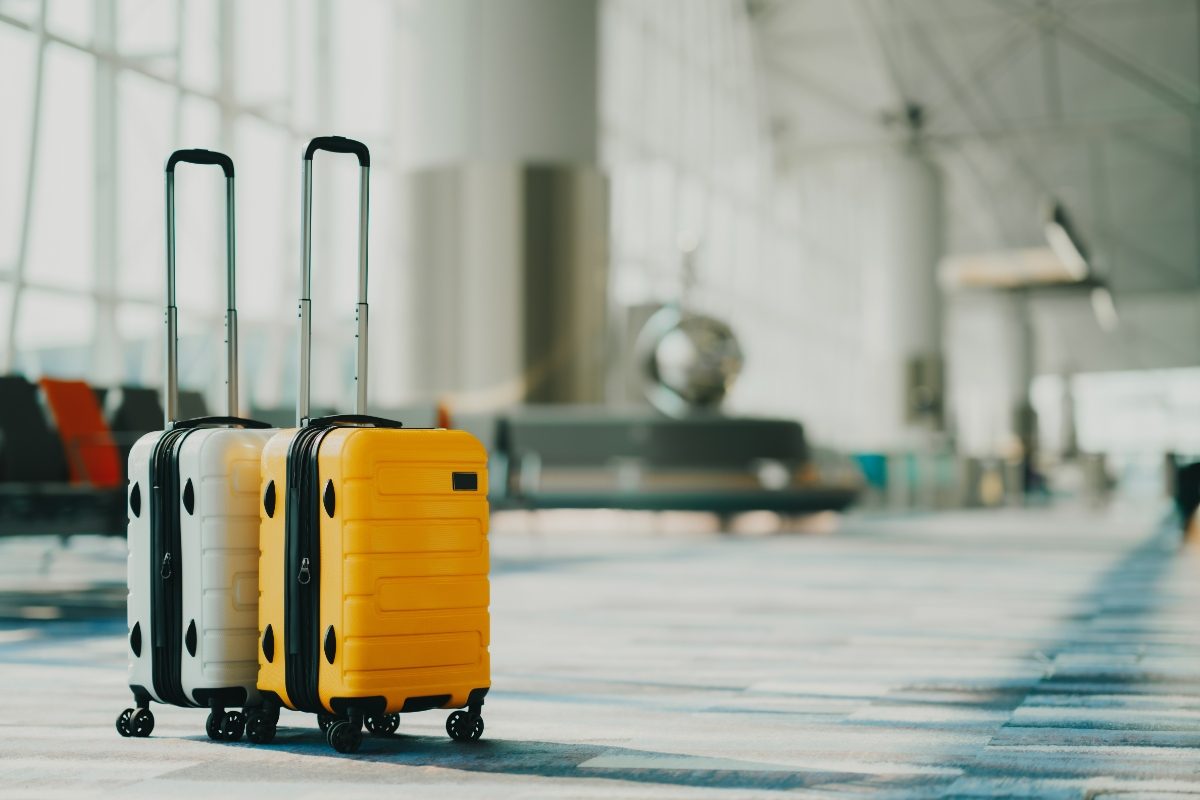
[343,632,481,671]
[341,517,485,556]
[342,546,488,584]
[337,662,491,708]
[256,430,296,707]
[318,427,491,714]
[341,599,490,638]
[126,432,164,702]
[179,428,272,699]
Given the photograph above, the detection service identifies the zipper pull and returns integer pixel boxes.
[160,552,173,579]
[298,557,311,585]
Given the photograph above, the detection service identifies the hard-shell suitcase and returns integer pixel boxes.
[117,150,275,741]
[250,137,490,753]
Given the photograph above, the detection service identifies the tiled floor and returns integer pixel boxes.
[1,504,1197,798]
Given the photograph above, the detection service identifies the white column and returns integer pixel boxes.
[395,0,598,170]
[389,0,604,408]
[1008,293,1036,422]
[1006,291,1038,459]
[862,143,944,449]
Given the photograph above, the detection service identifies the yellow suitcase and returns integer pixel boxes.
[248,137,490,754]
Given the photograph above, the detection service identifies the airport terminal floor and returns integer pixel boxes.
[2,504,1197,798]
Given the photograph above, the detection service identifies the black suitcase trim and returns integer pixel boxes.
[282,424,338,714]
[193,687,249,709]
[329,695,387,718]
[148,426,198,708]
[400,694,451,713]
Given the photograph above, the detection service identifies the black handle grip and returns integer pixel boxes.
[304,136,370,168]
[305,414,401,430]
[166,149,235,178]
[171,415,272,430]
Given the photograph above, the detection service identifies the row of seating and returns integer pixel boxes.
[0,375,209,536]
[1,374,858,536]
[0,375,210,487]
[1169,454,1200,533]
[457,407,860,516]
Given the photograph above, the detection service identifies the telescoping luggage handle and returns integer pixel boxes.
[164,149,266,430]
[298,136,374,428]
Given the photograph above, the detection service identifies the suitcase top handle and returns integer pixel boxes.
[298,136,371,427]
[164,148,239,426]
[305,136,370,168]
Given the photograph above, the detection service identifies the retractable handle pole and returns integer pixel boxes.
[164,149,238,427]
[298,136,370,427]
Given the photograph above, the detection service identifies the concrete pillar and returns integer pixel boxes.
[1008,292,1036,432]
[864,142,944,451]
[1006,291,1038,500]
[388,0,606,409]
[1060,370,1078,459]
[395,0,598,168]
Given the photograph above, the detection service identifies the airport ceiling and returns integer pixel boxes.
[750,0,1200,297]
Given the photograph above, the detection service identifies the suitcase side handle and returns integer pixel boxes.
[171,415,273,431]
[298,136,370,427]
[305,414,402,430]
[164,148,240,426]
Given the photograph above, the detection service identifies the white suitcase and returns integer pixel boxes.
[116,150,275,742]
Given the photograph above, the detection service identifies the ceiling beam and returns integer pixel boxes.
[850,0,911,112]
[1039,1,1065,124]
[761,52,881,128]
[989,0,1200,117]
[771,112,1200,185]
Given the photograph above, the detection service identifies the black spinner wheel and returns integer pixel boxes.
[219,710,246,741]
[115,708,134,737]
[245,710,277,745]
[317,712,337,734]
[206,711,222,741]
[364,713,399,737]
[445,710,484,742]
[130,708,155,738]
[326,719,363,754]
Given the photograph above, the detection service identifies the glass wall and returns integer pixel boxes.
[0,0,399,415]
[4,0,1036,451]
[599,0,891,449]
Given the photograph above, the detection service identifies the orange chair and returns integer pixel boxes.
[38,378,122,488]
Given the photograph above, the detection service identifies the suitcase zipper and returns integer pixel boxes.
[284,424,333,713]
[149,427,192,707]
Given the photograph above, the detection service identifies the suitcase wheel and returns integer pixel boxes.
[119,708,154,738]
[206,709,246,742]
[245,709,277,745]
[317,712,361,735]
[364,713,400,737]
[326,719,363,754]
[445,710,484,743]
[115,708,134,737]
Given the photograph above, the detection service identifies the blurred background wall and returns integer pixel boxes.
[2,0,1199,484]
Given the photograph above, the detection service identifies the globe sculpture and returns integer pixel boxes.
[636,304,744,417]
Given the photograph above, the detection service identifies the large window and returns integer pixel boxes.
[599,0,887,447]
[0,0,399,414]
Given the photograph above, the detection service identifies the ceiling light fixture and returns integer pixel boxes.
[1089,285,1119,332]
[1044,202,1090,282]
